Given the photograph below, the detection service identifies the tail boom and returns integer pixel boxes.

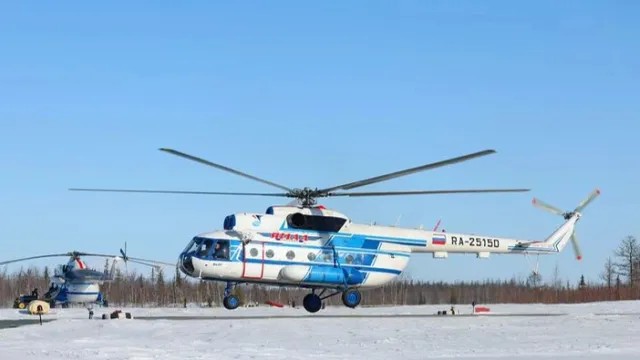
[408,213,580,256]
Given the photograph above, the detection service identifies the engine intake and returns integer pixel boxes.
[287,212,306,228]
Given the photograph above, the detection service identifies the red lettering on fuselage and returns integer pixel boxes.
[270,232,308,242]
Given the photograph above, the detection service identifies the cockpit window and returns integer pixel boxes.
[212,240,230,260]
[187,237,231,261]
[198,238,214,257]
[182,237,201,254]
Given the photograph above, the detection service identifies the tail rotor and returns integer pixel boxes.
[531,189,600,260]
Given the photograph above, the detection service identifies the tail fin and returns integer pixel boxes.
[539,212,581,253]
[531,188,599,260]
[512,212,580,254]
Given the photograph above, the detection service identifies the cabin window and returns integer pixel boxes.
[286,213,346,232]
[250,248,258,257]
[307,252,316,261]
[286,250,295,260]
[345,254,354,264]
[322,250,333,262]
[266,249,274,258]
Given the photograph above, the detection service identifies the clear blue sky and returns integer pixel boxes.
[1,1,638,286]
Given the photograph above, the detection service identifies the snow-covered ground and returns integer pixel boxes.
[1,301,639,359]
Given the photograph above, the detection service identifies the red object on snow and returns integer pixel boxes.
[265,300,283,308]
[474,306,490,313]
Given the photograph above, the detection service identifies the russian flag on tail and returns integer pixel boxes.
[431,234,446,245]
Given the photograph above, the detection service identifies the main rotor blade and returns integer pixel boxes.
[123,256,176,267]
[571,232,582,260]
[318,149,497,193]
[73,252,128,259]
[0,253,70,266]
[575,188,600,213]
[69,188,291,197]
[159,148,293,192]
[328,188,530,197]
[531,197,564,216]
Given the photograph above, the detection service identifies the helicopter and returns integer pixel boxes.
[1,245,174,308]
[69,148,599,313]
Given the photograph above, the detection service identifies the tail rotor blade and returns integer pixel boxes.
[575,189,600,213]
[571,232,582,260]
[532,198,564,216]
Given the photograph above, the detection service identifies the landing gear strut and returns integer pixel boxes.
[222,281,240,310]
[302,288,362,313]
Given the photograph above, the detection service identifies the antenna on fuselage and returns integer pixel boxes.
[433,219,441,231]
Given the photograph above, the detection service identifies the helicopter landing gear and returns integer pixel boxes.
[341,288,361,308]
[303,292,322,313]
[222,281,240,310]
[301,287,362,313]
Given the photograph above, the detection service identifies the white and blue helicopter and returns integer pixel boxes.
[69,148,599,313]
[1,246,173,308]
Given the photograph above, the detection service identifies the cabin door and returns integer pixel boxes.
[241,241,264,279]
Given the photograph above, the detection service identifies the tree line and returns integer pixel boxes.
[1,235,638,308]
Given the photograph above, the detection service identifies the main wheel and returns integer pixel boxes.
[303,293,322,313]
[341,288,361,308]
[18,302,25,309]
[223,295,240,310]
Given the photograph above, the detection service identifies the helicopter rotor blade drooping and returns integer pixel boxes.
[69,148,530,207]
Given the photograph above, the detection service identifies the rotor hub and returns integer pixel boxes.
[290,187,320,207]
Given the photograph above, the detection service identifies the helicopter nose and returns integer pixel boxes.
[179,253,195,275]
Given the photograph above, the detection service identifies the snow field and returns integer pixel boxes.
[0,301,639,359]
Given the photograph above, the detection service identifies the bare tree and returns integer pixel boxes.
[527,270,542,288]
[613,235,639,286]
[600,256,616,289]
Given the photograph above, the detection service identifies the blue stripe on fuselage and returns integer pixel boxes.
[276,222,427,247]
[243,258,402,275]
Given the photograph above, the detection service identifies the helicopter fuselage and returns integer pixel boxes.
[177,204,580,291]
[179,206,412,289]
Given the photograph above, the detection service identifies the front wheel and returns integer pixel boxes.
[223,295,240,310]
